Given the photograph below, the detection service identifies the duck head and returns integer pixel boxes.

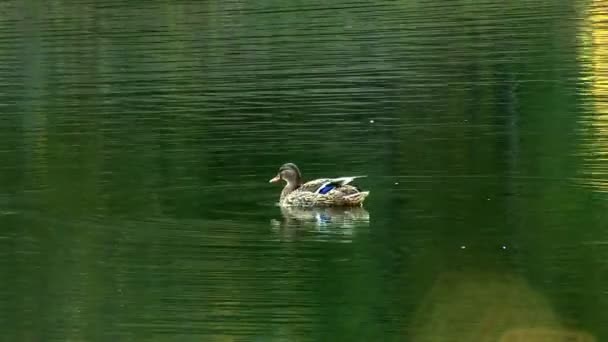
[269,163,302,187]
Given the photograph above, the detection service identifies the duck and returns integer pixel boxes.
[268,163,370,207]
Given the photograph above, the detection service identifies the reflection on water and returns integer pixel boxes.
[500,328,595,342]
[410,271,594,342]
[578,0,608,192]
[271,206,370,241]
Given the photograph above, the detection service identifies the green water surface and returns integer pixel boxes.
[1,1,607,341]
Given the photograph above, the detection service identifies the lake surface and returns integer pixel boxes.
[1,0,607,341]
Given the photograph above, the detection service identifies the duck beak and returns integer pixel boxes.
[269,174,281,183]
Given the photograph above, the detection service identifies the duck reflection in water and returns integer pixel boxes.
[271,205,370,240]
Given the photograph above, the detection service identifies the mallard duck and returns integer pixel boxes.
[268,163,370,207]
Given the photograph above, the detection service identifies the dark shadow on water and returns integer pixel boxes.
[270,206,370,242]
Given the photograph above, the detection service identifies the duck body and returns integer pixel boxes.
[269,163,369,207]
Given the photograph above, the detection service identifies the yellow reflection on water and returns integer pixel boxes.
[579,0,608,191]
[409,272,595,342]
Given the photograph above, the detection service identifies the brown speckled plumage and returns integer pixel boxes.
[269,163,369,207]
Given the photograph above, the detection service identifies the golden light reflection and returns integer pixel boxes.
[409,272,595,342]
[579,0,608,191]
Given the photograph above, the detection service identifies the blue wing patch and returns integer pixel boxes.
[318,184,336,194]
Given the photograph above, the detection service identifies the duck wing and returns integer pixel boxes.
[332,184,360,196]
[306,176,367,194]
[299,178,330,192]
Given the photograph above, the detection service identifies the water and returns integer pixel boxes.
[1,0,607,341]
